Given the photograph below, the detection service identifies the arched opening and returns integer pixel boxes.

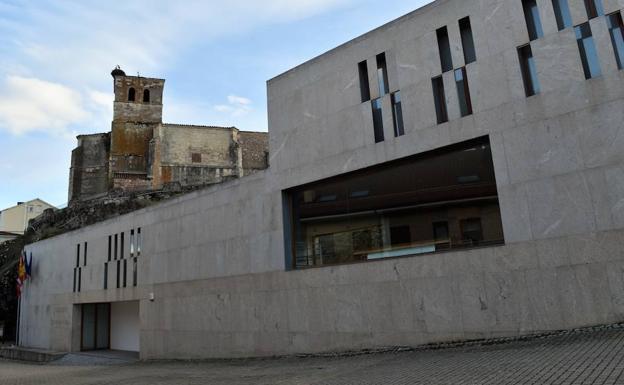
[143,89,150,103]
[128,88,136,102]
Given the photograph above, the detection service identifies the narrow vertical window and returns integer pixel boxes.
[128,87,136,102]
[104,263,108,290]
[454,67,473,117]
[116,260,121,289]
[518,45,541,96]
[143,89,150,103]
[73,268,77,293]
[133,258,138,287]
[575,23,602,79]
[358,60,371,102]
[584,0,604,19]
[432,76,448,124]
[137,228,142,256]
[107,235,112,261]
[522,0,544,41]
[77,267,81,292]
[607,12,624,70]
[120,232,125,259]
[130,229,135,257]
[436,26,453,72]
[376,53,389,96]
[372,98,384,143]
[391,92,405,137]
[114,234,118,260]
[552,0,573,30]
[83,242,87,266]
[123,260,127,288]
[459,17,477,64]
[76,244,80,268]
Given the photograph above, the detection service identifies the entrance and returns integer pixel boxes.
[81,303,110,351]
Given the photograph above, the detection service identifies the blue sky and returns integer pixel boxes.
[0,0,433,209]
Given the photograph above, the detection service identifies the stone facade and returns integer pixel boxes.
[68,69,268,202]
[20,0,624,360]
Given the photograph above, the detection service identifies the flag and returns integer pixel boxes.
[25,252,32,279]
[17,252,26,284]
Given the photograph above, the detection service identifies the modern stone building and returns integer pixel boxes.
[19,0,624,359]
[68,68,269,202]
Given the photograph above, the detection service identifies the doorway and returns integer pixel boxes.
[81,303,110,351]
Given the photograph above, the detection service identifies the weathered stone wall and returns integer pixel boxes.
[68,133,110,202]
[239,131,269,175]
[113,76,164,124]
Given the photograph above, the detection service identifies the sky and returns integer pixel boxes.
[0,0,433,209]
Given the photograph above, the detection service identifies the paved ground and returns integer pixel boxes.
[2,326,624,385]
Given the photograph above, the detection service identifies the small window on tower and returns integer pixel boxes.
[128,87,136,102]
[192,153,202,163]
[143,89,150,102]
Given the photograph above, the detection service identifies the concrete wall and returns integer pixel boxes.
[20,0,624,359]
[111,301,140,352]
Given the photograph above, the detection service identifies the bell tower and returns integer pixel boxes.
[109,67,165,191]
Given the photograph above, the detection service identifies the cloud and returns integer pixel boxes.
[0,75,87,136]
[215,94,254,117]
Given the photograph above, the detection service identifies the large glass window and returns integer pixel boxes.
[286,136,504,269]
[454,67,473,117]
[575,22,602,79]
[552,0,573,30]
[522,0,544,41]
[518,44,541,96]
[436,26,453,73]
[459,17,477,64]
[607,12,624,70]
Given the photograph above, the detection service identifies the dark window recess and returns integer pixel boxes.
[73,268,77,293]
[130,229,135,257]
[137,228,142,256]
[437,26,453,72]
[372,98,384,143]
[128,87,136,102]
[522,0,544,41]
[143,89,150,103]
[116,260,121,289]
[83,242,87,266]
[454,67,473,117]
[552,0,573,30]
[286,136,505,269]
[376,53,390,96]
[518,44,541,96]
[433,221,450,249]
[104,263,108,290]
[120,232,125,259]
[75,244,80,268]
[123,260,127,288]
[576,23,602,79]
[77,267,81,292]
[459,17,477,64]
[607,12,624,70]
[114,234,118,260]
[461,218,484,246]
[358,60,371,102]
[432,76,448,124]
[584,0,604,19]
[133,258,138,287]
[390,226,411,246]
[192,153,202,163]
[391,91,405,137]
[107,235,112,261]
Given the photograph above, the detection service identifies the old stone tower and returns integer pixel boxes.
[68,68,269,202]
